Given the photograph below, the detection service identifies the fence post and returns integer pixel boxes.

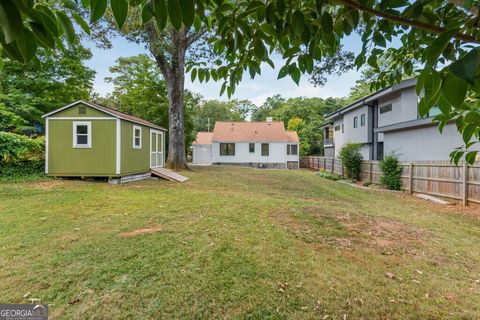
[369,162,373,182]
[341,161,344,177]
[331,158,335,173]
[323,157,326,172]
[463,161,468,206]
[409,162,414,195]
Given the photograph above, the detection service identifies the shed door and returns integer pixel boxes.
[150,130,164,168]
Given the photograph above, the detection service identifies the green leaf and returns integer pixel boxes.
[15,28,37,62]
[89,0,107,23]
[142,1,154,23]
[190,68,197,82]
[30,22,55,48]
[168,0,182,30]
[220,82,227,96]
[111,0,128,30]
[153,0,168,30]
[56,11,75,45]
[180,0,195,28]
[253,37,266,59]
[426,28,459,67]
[291,66,300,85]
[462,123,476,143]
[292,11,305,35]
[31,5,59,36]
[277,64,289,79]
[372,31,386,47]
[0,0,23,43]
[321,12,333,34]
[449,48,480,85]
[465,111,480,123]
[465,151,478,165]
[72,13,91,35]
[441,72,468,108]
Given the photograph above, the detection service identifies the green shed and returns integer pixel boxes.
[43,100,167,180]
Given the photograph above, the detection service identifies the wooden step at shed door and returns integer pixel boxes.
[151,168,188,182]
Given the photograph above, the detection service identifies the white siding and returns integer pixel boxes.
[378,89,418,127]
[211,142,297,164]
[384,123,463,161]
[192,144,212,164]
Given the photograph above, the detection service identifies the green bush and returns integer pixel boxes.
[0,132,45,180]
[338,143,363,181]
[316,171,341,181]
[379,153,403,190]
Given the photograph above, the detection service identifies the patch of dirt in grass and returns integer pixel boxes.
[29,180,65,190]
[271,206,428,256]
[336,214,428,254]
[119,226,163,237]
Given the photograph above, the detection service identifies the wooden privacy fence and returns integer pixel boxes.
[300,156,480,206]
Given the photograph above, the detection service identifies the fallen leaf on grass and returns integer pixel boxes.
[385,272,396,279]
[23,292,30,298]
[444,295,456,301]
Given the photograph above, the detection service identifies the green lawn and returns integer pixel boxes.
[1,166,479,319]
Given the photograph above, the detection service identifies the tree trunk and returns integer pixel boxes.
[150,28,189,170]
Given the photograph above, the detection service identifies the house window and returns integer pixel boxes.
[419,105,442,118]
[287,144,298,155]
[261,143,269,156]
[380,104,392,114]
[133,125,142,149]
[353,116,358,128]
[249,143,255,153]
[220,143,235,156]
[360,114,366,126]
[73,122,91,148]
[334,125,341,131]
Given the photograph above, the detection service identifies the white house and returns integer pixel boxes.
[321,78,465,161]
[192,120,300,169]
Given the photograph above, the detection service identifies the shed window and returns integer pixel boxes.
[360,114,366,126]
[261,143,269,156]
[249,143,255,153]
[133,125,142,149]
[78,106,86,114]
[353,117,358,128]
[73,122,91,148]
[220,143,235,156]
[287,144,298,155]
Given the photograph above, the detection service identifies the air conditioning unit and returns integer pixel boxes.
[266,117,273,122]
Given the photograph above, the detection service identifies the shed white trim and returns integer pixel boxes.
[72,121,92,148]
[116,119,121,175]
[48,117,115,120]
[132,125,142,149]
[45,118,49,174]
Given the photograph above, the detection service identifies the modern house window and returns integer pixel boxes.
[261,143,269,156]
[220,143,235,156]
[287,144,298,155]
[249,143,255,153]
[353,116,358,128]
[380,104,392,114]
[133,125,142,149]
[73,122,91,148]
[420,105,442,118]
[360,114,366,126]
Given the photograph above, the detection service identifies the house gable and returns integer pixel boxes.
[48,102,113,118]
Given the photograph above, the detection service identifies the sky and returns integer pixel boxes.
[82,34,365,106]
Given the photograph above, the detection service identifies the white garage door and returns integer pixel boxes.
[193,145,212,164]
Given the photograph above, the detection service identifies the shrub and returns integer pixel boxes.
[379,153,403,190]
[316,171,341,181]
[339,143,363,181]
[0,132,45,180]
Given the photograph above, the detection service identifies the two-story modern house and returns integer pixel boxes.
[321,78,464,161]
[192,120,300,169]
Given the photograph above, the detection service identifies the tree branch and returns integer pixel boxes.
[338,0,480,44]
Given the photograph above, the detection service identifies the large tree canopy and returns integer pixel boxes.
[0,42,94,132]
[1,0,480,162]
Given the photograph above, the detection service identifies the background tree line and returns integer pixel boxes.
[0,48,375,156]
